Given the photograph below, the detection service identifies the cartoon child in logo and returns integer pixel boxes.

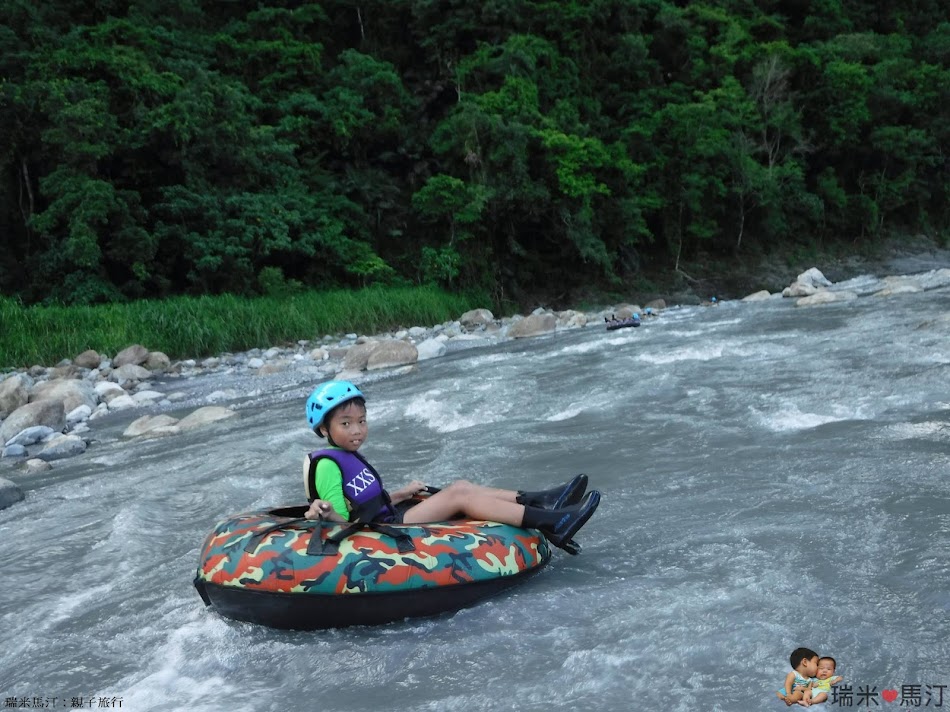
[777,648,820,705]
[776,648,844,706]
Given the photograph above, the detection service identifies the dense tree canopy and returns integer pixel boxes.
[1,0,947,304]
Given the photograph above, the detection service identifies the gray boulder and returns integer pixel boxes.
[111,363,152,387]
[614,304,642,319]
[131,390,164,405]
[2,444,28,458]
[48,364,85,380]
[459,309,495,329]
[36,434,87,461]
[0,478,25,510]
[742,290,772,302]
[796,290,858,307]
[367,341,418,370]
[74,349,102,369]
[784,267,833,298]
[107,395,137,411]
[560,311,588,328]
[508,313,557,339]
[4,425,55,447]
[783,281,820,298]
[416,338,447,361]
[66,404,93,426]
[0,373,32,418]
[0,400,65,445]
[343,341,380,371]
[95,382,126,403]
[177,406,238,431]
[144,351,171,371]
[30,379,97,414]
[114,344,149,367]
[23,458,52,474]
[796,267,833,289]
[124,414,181,439]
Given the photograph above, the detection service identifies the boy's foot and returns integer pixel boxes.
[518,474,588,510]
[552,474,588,510]
[560,538,582,555]
[541,491,601,552]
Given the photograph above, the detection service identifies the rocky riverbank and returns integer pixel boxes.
[2,261,950,510]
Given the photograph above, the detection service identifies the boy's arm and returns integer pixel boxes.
[389,480,427,504]
[782,671,796,694]
[830,676,843,686]
[314,458,351,520]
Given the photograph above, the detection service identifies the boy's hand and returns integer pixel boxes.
[405,480,427,495]
[396,480,427,499]
[305,500,333,519]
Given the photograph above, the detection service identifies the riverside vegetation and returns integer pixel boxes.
[0,287,484,369]
[1,1,948,309]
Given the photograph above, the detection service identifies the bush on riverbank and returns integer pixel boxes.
[0,287,486,369]
[2,4,947,306]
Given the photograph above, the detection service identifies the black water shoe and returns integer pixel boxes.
[540,491,601,552]
[517,474,588,510]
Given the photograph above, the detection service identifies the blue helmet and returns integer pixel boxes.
[305,381,365,432]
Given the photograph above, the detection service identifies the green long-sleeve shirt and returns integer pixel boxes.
[305,450,351,520]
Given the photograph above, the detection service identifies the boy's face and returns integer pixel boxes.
[816,659,836,679]
[321,401,368,452]
[802,656,820,677]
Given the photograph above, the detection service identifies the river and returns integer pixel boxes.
[2,274,948,711]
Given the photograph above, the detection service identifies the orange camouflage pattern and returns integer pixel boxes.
[195,509,551,595]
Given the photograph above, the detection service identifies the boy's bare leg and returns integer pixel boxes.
[777,690,804,706]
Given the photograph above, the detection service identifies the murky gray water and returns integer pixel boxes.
[2,277,949,711]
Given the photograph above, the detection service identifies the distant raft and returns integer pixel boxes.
[605,314,641,331]
[193,506,551,630]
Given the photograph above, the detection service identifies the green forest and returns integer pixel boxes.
[1,0,948,307]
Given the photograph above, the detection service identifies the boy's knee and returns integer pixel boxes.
[446,479,474,495]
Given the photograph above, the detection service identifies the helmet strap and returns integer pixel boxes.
[318,423,339,448]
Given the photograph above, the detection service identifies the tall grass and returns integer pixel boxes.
[0,287,488,369]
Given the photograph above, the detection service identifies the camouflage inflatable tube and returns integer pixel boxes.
[194,506,552,629]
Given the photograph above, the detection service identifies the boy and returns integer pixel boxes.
[777,648,819,706]
[301,380,601,552]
